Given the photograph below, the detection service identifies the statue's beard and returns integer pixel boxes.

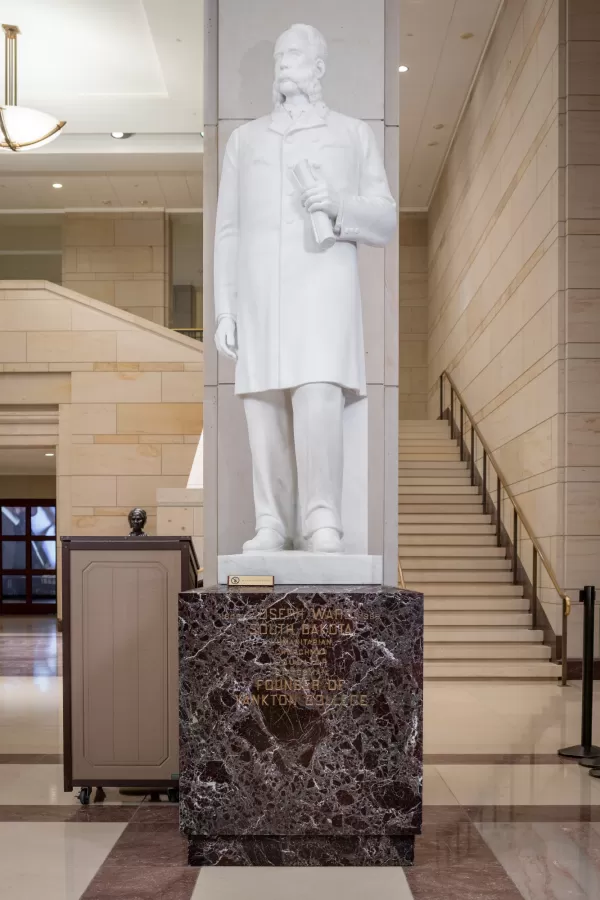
[273,72,323,108]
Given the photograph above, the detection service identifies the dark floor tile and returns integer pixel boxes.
[407,860,525,899]
[104,824,188,867]
[0,805,136,823]
[132,803,180,824]
[0,753,63,764]
[82,866,199,899]
[465,805,600,823]
[408,816,525,899]
[423,754,577,765]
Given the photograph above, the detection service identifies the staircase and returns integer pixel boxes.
[399,420,560,680]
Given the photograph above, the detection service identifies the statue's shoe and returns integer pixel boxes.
[310,527,344,553]
[242,528,292,553]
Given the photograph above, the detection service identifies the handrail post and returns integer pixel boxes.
[532,546,538,629]
[496,478,501,547]
[439,373,444,420]
[450,387,454,440]
[513,508,518,585]
[470,428,475,486]
[562,600,568,686]
[460,406,464,462]
[482,450,487,513]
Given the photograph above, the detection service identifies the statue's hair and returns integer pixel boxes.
[273,23,328,108]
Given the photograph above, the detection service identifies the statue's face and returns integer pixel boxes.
[274,31,322,99]
[130,511,145,529]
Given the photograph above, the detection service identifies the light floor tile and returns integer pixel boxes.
[0,764,141,806]
[423,765,459,805]
[424,682,600,755]
[0,822,125,900]
[476,822,600,900]
[436,764,600,807]
[193,867,414,900]
[0,676,62,754]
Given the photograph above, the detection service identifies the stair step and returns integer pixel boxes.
[398,484,478,494]
[404,569,513,583]
[398,477,473,486]
[424,660,559,679]
[398,491,481,503]
[398,523,495,535]
[402,557,510,571]
[425,627,544,643]
[407,583,523,596]
[399,513,492,524]
[399,453,461,461]
[424,642,551,659]
[400,545,505,557]
[399,461,470,470]
[425,597,530,611]
[400,420,449,429]
[399,532,497,544]
[425,611,532,627]
[399,439,459,447]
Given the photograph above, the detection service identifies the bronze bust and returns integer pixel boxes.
[128,507,148,537]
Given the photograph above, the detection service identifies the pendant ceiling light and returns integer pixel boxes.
[0,24,66,152]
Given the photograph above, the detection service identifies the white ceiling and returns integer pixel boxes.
[0,0,203,133]
[0,0,503,211]
[400,0,503,209]
[0,448,56,475]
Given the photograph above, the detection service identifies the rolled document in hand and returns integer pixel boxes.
[293,159,336,250]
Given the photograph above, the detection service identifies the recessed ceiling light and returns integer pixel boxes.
[45,452,55,457]
[398,65,409,73]
[427,141,440,147]
[138,200,149,206]
[461,32,475,40]
[52,183,62,189]
[433,124,445,130]
[111,131,134,140]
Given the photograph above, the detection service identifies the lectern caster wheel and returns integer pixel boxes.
[78,787,91,806]
[167,788,179,803]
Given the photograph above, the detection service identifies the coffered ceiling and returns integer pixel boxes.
[0,0,503,211]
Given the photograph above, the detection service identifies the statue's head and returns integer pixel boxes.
[128,507,147,534]
[273,23,327,108]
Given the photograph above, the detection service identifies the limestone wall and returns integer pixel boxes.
[0,280,203,615]
[563,0,600,651]
[62,212,169,326]
[428,0,564,629]
[399,214,428,420]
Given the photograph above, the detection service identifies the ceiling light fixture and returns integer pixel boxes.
[45,452,55,457]
[111,131,134,140]
[461,32,475,40]
[398,65,409,73]
[0,25,66,153]
[52,183,62,189]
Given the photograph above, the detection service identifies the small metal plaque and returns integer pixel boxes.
[228,575,275,587]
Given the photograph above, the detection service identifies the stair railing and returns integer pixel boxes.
[439,371,571,685]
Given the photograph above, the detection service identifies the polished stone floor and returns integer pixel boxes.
[1,616,600,898]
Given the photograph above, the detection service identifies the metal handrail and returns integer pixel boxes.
[440,371,571,684]
[398,560,406,590]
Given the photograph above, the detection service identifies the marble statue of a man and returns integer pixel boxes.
[214,23,397,555]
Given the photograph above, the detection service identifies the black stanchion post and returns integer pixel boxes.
[559,586,600,760]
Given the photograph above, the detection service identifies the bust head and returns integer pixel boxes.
[128,507,147,537]
[273,23,328,108]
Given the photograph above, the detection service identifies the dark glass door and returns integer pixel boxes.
[1,502,57,614]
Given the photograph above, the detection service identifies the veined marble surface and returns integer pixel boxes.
[179,585,423,860]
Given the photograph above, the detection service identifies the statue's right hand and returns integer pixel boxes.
[215,316,238,361]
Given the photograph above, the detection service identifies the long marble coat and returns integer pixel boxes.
[214,102,397,397]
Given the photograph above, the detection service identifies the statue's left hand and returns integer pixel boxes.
[301,181,341,221]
